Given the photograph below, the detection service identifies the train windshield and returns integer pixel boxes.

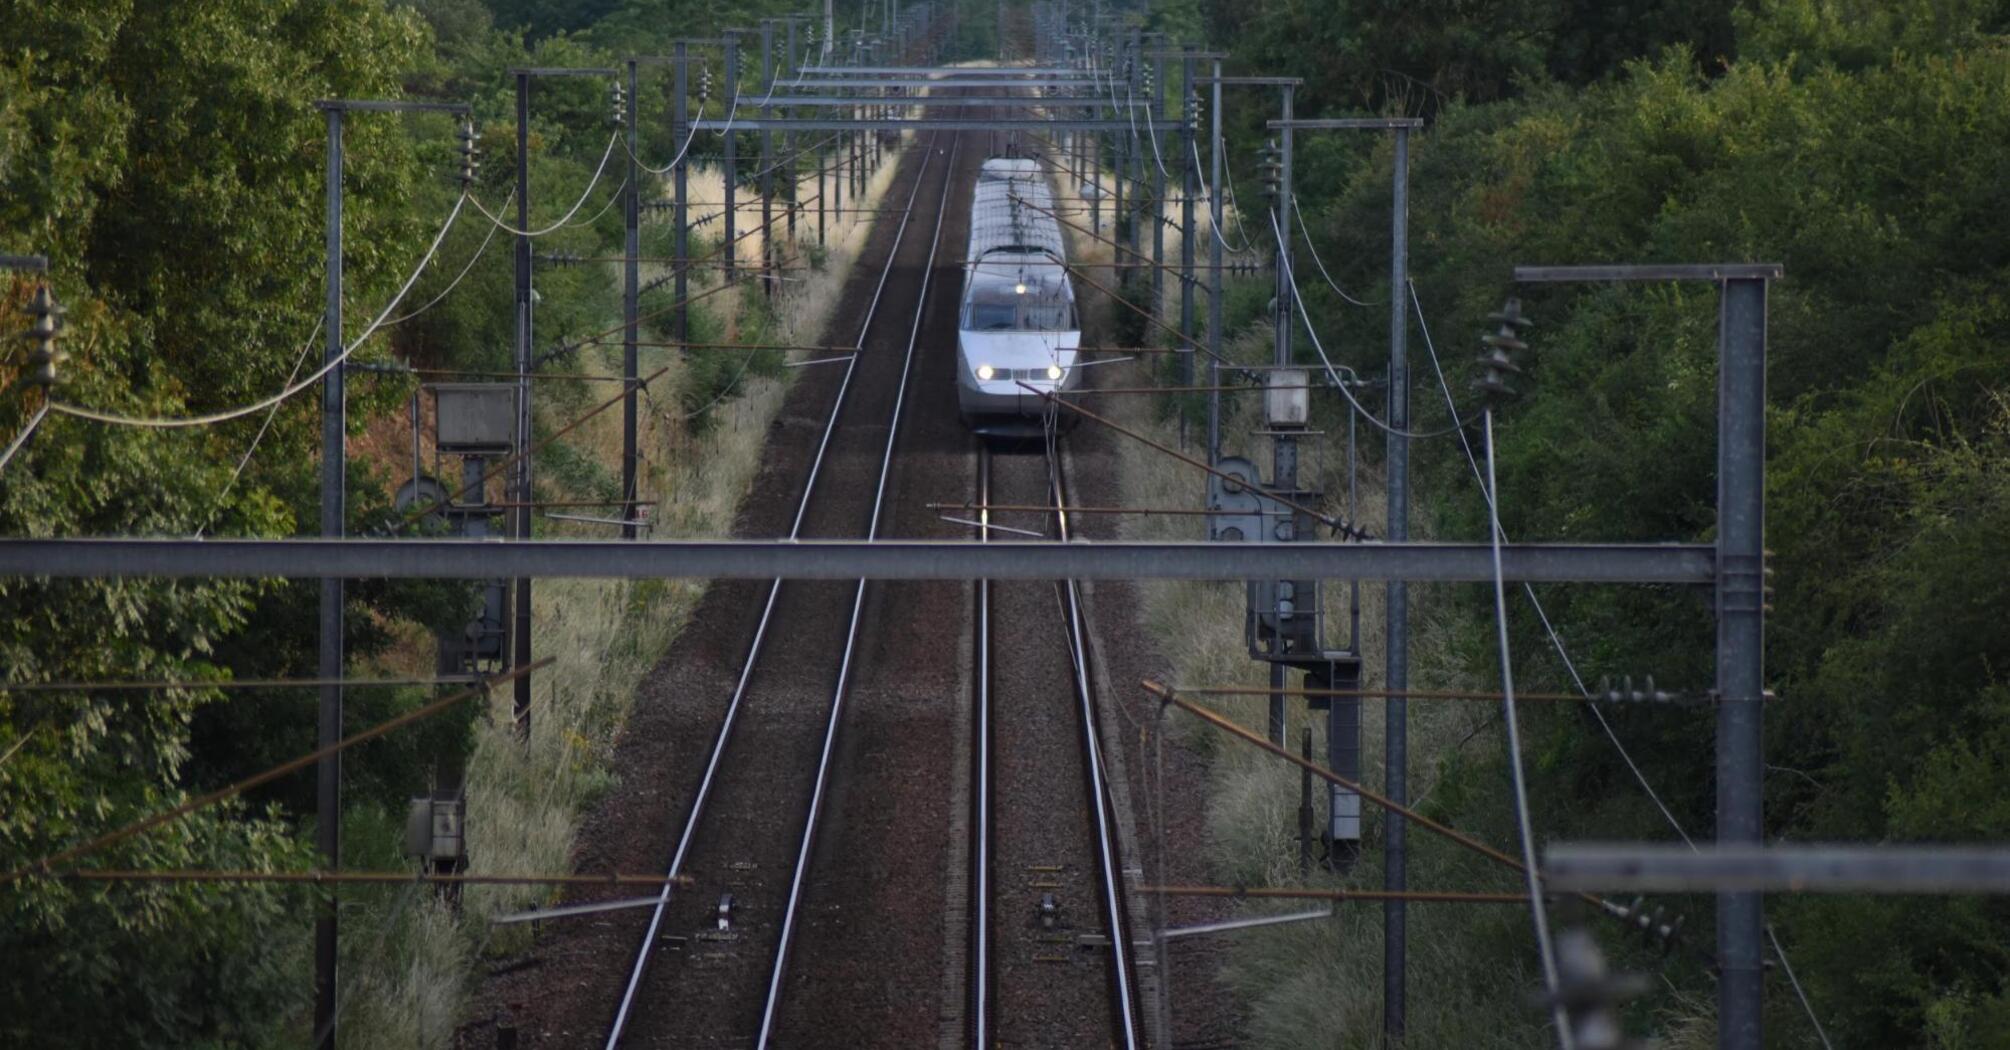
[965,265,1075,332]
[969,302,1018,330]
[1019,301,1074,330]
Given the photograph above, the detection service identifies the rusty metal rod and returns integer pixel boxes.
[1065,257,1222,362]
[596,341,858,352]
[4,675,480,694]
[928,501,1233,518]
[1174,685,1730,705]
[1145,680,1615,914]
[1018,382,1368,538]
[1180,686,1609,703]
[3,659,550,883]
[360,366,632,383]
[1144,885,1530,904]
[51,868,695,888]
[961,260,1258,270]
[1062,384,1323,395]
[542,258,816,268]
[396,367,672,528]
[489,499,659,509]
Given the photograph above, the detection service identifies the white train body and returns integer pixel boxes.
[956,157,1082,435]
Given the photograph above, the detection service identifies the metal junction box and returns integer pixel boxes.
[431,384,517,454]
[404,795,466,863]
[1207,457,1265,543]
[1264,368,1311,429]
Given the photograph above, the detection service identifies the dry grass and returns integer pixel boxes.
[336,147,912,1049]
[1112,369,1545,1047]
[1058,163,1559,1042]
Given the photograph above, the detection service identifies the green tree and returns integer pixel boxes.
[1,2,442,1044]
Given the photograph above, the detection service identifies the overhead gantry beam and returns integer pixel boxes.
[1546,845,2010,895]
[0,539,1716,584]
[753,96,1150,107]
[768,78,1111,89]
[793,65,1088,76]
[688,118,1179,132]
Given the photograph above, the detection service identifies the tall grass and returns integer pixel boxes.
[335,147,913,1049]
[1048,148,1587,1043]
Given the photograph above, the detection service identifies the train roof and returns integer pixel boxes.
[968,156,1064,264]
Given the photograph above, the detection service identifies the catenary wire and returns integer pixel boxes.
[1411,277,1693,842]
[626,40,815,178]
[381,188,513,327]
[0,403,50,476]
[1268,210,1458,440]
[197,315,322,537]
[570,174,629,231]
[1189,135,1254,256]
[1294,204,1379,307]
[468,130,622,238]
[1215,132,1262,249]
[1129,77,1175,181]
[4,659,546,882]
[1484,407,1575,1049]
[1409,278,1834,1046]
[48,193,470,429]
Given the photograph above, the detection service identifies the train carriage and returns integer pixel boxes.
[956,157,1082,436]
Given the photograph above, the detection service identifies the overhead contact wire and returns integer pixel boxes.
[1410,279,1833,1045]
[468,131,623,237]
[49,193,470,429]
[1484,407,1574,1049]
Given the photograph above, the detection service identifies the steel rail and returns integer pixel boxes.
[603,132,944,1049]
[754,131,963,1050]
[1050,451,1144,1049]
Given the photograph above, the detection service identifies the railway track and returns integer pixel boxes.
[603,131,960,1048]
[973,435,1144,1048]
[587,89,1145,1049]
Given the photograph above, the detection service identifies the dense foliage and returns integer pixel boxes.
[6,0,2008,1045]
[0,0,825,1044]
[1210,0,2010,1044]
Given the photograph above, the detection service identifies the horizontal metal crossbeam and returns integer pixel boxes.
[1514,264,1785,283]
[0,539,1716,584]
[1270,117,1422,131]
[767,78,1111,89]
[753,96,1148,107]
[1545,844,2010,894]
[314,99,471,114]
[689,118,1183,132]
[1197,76,1303,86]
[793,66,1089,75]
[507,66,620,78]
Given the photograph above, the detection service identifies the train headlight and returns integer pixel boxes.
[976,363,996,381]
[1045,364,1064,381]
[1014,281,1028,295]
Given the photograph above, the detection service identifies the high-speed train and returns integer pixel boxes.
[955,157,1082,436]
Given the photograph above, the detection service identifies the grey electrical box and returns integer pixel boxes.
[1265,369,1310,429]
[1207,456,1265,543]
[404,796,466,862]
[432,384,517,454]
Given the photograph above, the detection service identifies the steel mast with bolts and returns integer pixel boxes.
[311,96,469,1050]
